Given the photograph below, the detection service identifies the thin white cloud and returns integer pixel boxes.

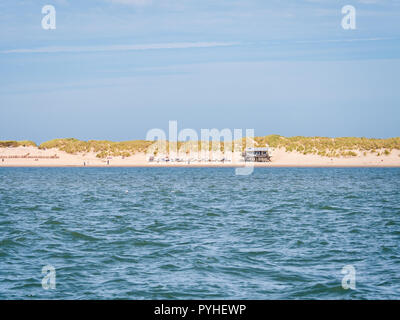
[1,41,239,54]
[2,37,394,55]
[294,37,394,44]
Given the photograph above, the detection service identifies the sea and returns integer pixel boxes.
[0,167,399,299]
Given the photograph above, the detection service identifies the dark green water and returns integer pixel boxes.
[0,167,399,299]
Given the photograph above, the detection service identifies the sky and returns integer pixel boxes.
[0,0,399,143]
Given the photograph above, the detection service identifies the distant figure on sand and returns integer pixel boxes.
[84,162,86,166]
[107,160,109,165]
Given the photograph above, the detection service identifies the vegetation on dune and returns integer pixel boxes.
[254,135,400,157]
[39,138,154,158]
[2,136,399,158]
[39,138,88,154]
[0,140,37,148]
[383,149,391,156]
[37,139,244,157]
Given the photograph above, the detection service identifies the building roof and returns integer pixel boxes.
[245,147,269,152]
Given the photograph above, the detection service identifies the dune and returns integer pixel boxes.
[0,145,399,167]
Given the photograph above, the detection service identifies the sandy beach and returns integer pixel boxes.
[1,146,399,167]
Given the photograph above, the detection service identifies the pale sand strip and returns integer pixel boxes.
[0,146,400,167]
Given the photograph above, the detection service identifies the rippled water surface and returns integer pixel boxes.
[0,167,399,299]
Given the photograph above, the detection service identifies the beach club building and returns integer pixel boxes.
[242,147,271,162]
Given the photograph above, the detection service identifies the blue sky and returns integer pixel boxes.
[0,0,399,143]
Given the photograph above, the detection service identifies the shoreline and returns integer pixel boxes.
[1,164,400,168]
[1,146,400,168]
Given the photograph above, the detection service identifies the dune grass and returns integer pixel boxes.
[38,138,154,158]
[2,136,399,158]
[0,140,37,148]
[254,135,400,157]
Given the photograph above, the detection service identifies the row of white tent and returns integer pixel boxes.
[148,151,244,163]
